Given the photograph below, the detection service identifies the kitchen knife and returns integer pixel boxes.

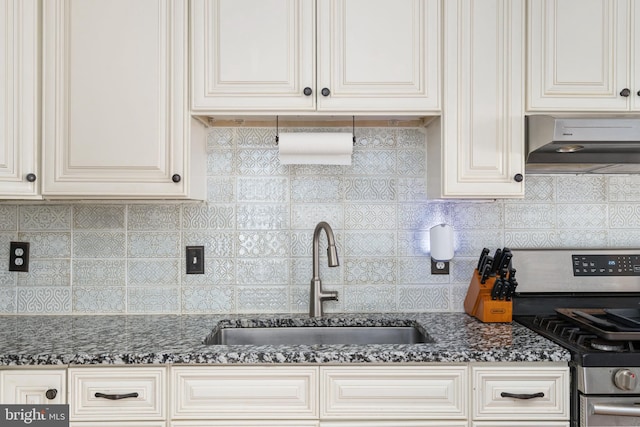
[489,248,503,275]
[491,278,503,300]
[498,251,513,273]
[480,258,493,284]
[476,248,490,271]
[505,277,517,301]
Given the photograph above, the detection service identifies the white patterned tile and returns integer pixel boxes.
[237,259,289,285]
[291,177,342,203]
[207,177,235,203]
[349,150,396,175]
[0,205,17,230]
[344,177,396,201]
[609,176,640,201]
[396,128,425,148]
[557,229,608,248]
[290,164,345,176]
[557,175,606,202]
[397,231,429,256]
[128,287,180,313]
[237,231,289,257]
[182,231,235,258]
[397,178,429,202]
[344,231,396,257]
[451,202,503,230]
[293,284,342,313]
[236,127,275,148]
[343,285,396,312]
[397,285,450,311]
[208,149,235,175]
[128,204,180,230]
[237,204,289,230]
[72,260,126,286]
[505,175,555,203]
[74,232,126,258]
[557,204,607,229]
[0,288,16,313]
[291,204,343,230]
[344,204,396,230]
[18,232,71,258]
[238,177,288,202]
[0,270,16,287]
[291,258,342,286]
[397,149,426,176]
[213,258,236,285]
[73,205,125,230]
[73,287,125,313]
[127,232,180,258]
[238,149,287,175]
[504,231,560,248]
[237,287,289,313]
[454,230,504,257]
[609,204,640,228]
[19,205,71,231]
[398,257,449,284]
[451,258,476,284]
[609,230,640,247]
[17,260,70,286]
[398,203,450,230]
[183,204,235,229]
[504,204,555,229]
[289,231,343,258]
[451,284,469,312]
[345,259,396,285]
[207,127,234,149]
[0,232,18,258]
[182,286,234,313]
[354,128,396,147]
[128,259,180,286]
[17,287,71,314]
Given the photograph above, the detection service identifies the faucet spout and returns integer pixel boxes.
[310,221,339,317]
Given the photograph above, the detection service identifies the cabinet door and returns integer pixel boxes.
[428,0,524,198]
[1,370,66,404]
[191,0,316,112]
[528,0,630,111]
[317,0,440,113]
[42,0,201,199]
[0,0,40,199]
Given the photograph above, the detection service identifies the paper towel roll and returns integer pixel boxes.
[430,224,454,261]
[278,132,353,165]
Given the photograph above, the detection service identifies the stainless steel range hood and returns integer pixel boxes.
[525,115,640,173]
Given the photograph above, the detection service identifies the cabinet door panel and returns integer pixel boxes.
[1,370,66,404]
[317,0,440,112]
[191,0,315,112]
[42,0,192,198]
[0,0,39,198]
[528,0,629,111]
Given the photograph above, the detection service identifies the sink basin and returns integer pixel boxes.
[206,326,431,345]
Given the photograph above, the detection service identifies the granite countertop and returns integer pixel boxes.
[0,313,570,366]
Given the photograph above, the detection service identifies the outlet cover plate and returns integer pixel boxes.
[430,258,449,275]
[9,241,30,272]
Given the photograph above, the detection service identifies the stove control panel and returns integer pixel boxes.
[572,254,640,276]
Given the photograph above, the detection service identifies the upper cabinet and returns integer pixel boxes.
[41,0,206,199]
[0,0,40,199]
[528,0,640,111]
[191,0,441,115]
[427,0,525,199]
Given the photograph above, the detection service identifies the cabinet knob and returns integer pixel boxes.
[620,88,631,97]
[514,173,524,182]
[45,389,57,400]
[637,90,640,97]
[303,87,312,96]
[321,88,331,97]
[26,173,37,182]
[171,174,181,183]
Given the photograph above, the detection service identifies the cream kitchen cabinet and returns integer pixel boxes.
[191,0,440,115]
[0,0,40,199]
[471,364,570,426]
[42,0,206,200]
[427,0,525,199]
[0,369,66,404]
[528,0,639,112]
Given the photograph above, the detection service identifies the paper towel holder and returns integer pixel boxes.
[274,116,357,145]
[430,223,454,275]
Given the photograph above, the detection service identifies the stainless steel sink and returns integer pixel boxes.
[206,326,431,345]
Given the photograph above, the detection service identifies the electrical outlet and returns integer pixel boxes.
[431,258,449,275]
[9,241,30,272]
[186,246,205,274]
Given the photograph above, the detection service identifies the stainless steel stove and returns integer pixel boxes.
[511,249,640,427]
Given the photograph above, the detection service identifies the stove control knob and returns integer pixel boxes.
[614,369,637,391]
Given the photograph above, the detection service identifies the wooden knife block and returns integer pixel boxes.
[464,269,512,323]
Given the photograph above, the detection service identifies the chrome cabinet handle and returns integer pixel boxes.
[591,402,640,417]
[500,391,544,400]
[94,392,139,400]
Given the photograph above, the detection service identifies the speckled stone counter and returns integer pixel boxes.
[0,313,570,366]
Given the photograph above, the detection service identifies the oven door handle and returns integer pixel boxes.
[500,391,545,400]
[591,402,640,417]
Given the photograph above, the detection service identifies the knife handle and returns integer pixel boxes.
[477,248,490,271]
[480,261,492,284]
[491,279,502,300]
[490,249,502,275]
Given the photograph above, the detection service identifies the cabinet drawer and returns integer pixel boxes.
[71,423,166,427]
[69,367,166,421]
[320,366,468,420]
[472,423,569,427]
[172,422,318,427]
[171,366,318,419]
[472,366,569,420]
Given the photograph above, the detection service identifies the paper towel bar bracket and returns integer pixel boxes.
[274,116,356,146]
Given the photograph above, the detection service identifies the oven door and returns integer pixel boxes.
[582,396,640,426]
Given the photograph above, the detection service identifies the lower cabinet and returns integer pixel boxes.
[0,369,66,404]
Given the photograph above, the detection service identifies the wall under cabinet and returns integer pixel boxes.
[0,127,638,315]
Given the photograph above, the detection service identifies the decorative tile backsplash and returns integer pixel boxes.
[2,126,640,315]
